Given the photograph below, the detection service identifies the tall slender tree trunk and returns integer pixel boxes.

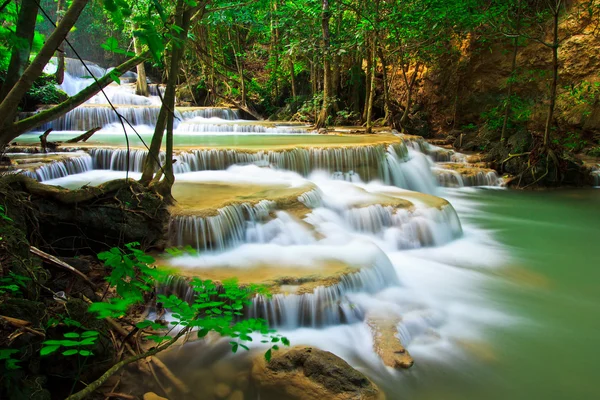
[544,7,560,148]
[315,0,332,129]
[362,35,372,123]
[55,0,66,85]
[141,1,199,191]
[0,0,39,99]
[500,0,522,143]
[134,36,149,96]
[400,62,420,131]
[377,44,393,127]
[289,58,297,98]
[230,28,246,106]
[366,39,376,133]
[0,0,89,143]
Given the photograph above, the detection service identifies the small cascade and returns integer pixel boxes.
[18,153,93,182]
[246,211,317,246]
[89,148,149,172]
[169,200,276,251]
[41,106,162,131]
[179,108,242,120]
[248,251,399,328]
[297,189,323,209]
[434,166,501,187]
[177,121,309,134]
[590,166,600,186]
[84,143,441,193]
[64,58,107,79]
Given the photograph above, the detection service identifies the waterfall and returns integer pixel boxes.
[435,168,501,187]
[169,200,276,252]
[179,108,242,120]
[248,250,399,328]
[177,121,310,134]
[16,153,94,182]
[87,143,418,186]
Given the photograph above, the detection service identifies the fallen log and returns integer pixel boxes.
[64,127,101,143]
[30,246,98,289]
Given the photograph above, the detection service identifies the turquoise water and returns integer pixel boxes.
[416,188,600,400]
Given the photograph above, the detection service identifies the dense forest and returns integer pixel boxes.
[1,0,599,399]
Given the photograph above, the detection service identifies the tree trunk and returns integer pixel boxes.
[315,0,332,129]
[500,0,522,144]
[141,1,198,188]
[55,0,66,85]
[400,62,421,131]
[0,0,39,99]
[0,0,89,133]
[366,39,376,133]
[377,44,394,127]
[289,58,297,98]
[544,8,560,148]
[134,36,149,97]
[362,36,372,123]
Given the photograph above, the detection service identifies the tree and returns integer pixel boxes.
[315,0,333,129]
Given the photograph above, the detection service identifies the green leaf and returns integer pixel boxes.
[264,348,272,362]
[81,331,100,338]
[63,332,80,338]
[78,350,93,356]
[40,346,60,356]
[62,349,78,356]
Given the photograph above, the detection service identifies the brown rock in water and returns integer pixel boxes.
[214,383,232,398]
[227,390,245,400]
[252,347,384,400]
[366,316,414,369]
[143,393,168,400]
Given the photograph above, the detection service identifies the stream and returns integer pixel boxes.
[10,60,600,399]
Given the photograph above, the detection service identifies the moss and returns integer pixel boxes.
[21,74,68,111]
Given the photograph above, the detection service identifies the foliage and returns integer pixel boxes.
[40,331,99,357]
[24,74,68,108]
[0,349,20,370]
[481,95,532,134]
[553,131,589,153]
[92,243,287,360]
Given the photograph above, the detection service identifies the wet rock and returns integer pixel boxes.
[227,390,244,400]
[214,383,232,398]
[143,393,168,400]
[235,371,250,391]
[366,315,414,369]
[213,360,237,384]
[252,347,384,400]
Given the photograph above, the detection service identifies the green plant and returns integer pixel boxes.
[559,131,588,152]
[0,349,21,370]
[586,146,600,158]
[0,272,30,296]
[92,243,288,359]
[0,205,11,221]
[40,331,99,357]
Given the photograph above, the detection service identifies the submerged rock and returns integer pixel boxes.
[366,315,414,369]
[251,347,384,400]
[143,392,168,400]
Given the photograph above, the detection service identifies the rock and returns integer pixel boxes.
[143,393,168,400]
[227,390,244,400]
[214,383,232,398]
[252,347,384,400]
[213,360,237,384]
[366,316,414,369]
[235,371,250,391]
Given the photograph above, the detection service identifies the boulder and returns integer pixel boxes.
[252,347,384,400]
[366,316,414,369]
[143,393,168,400]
